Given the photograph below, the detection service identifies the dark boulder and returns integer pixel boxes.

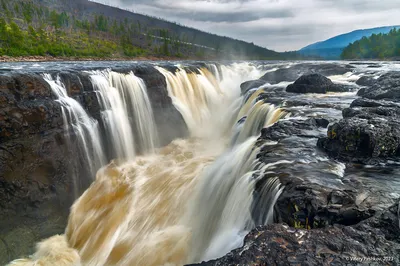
[286,73,353,94]
[356,76,376,86]
[357,72,400,100]
[240,79,266,94]
[317,116,400,162]
[287,73,332,94]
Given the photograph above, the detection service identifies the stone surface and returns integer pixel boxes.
[240,79,266,94]
[286,73,354,94]
[356,76,376,87]
[190,109,400,266]
[318,76,400,164]
[358,71,400,100]
[317,117,400,163]
[191,202,400,266]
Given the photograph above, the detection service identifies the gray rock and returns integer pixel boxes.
[356,76,376,87]
[286,73,354,94]
[358,72,400,100]
[240,79,266,94]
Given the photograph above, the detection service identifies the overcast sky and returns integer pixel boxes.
[97,0,400,52]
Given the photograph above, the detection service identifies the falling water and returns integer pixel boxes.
[42,74,106,196]
[233,88,289,145]
[155,63,264,138]
[186,137,284,262]
[89,70,159,160]
[9,63,288,266]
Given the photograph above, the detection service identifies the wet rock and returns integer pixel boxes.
[255,117,380,229]
[350,98,400,109]
[287,73,332,94]
[357,71,400,100]
[258,118,326,141]
[286,73,354,94]
[191,202,400,266]
[260,63,353,84]
[240,79,266,94]
[256,113,396,229]
[58,71,84,96]
[319,79,400,164]
[356,76,376,86]
[314,118,330,128]
[317,116,400,163]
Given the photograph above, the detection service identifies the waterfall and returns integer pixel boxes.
[9,63,288,266]
[155,63,263,139]
[43,74,106,196]
[232,88,289,145]
[89,70,159,160]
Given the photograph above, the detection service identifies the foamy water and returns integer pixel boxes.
[8,63,288,266]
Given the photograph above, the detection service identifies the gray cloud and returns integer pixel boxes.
[99,0,400,51]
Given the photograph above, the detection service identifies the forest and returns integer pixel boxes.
[341,28,400,59]
[0,0,298,59]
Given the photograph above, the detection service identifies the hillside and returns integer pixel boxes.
[299,26,400,59]
[341,28,400,59]
[0,0,299,60]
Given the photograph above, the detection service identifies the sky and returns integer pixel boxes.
[97,0,400,52]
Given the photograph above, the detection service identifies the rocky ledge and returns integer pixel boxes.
[191,111,400,265]
[318,72,400,164]
[194,66,400,266]
[193,201,400,266]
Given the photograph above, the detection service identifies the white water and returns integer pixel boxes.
[155,63,264,138]
[43,74,106,196]
[187,137,285,262]
[90,70,159,160]
[10,63,287,266]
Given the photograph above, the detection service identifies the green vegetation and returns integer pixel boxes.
[0,0,299,59]
[341,28,400,59]
[0,0,149,57]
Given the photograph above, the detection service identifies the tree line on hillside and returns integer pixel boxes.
[341,28,400,59]
[0,0,298,59]
[0,0,192,57]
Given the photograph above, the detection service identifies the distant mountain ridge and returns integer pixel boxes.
[299,25,400,59]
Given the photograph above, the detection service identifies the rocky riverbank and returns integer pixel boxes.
[191,62,400,265]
